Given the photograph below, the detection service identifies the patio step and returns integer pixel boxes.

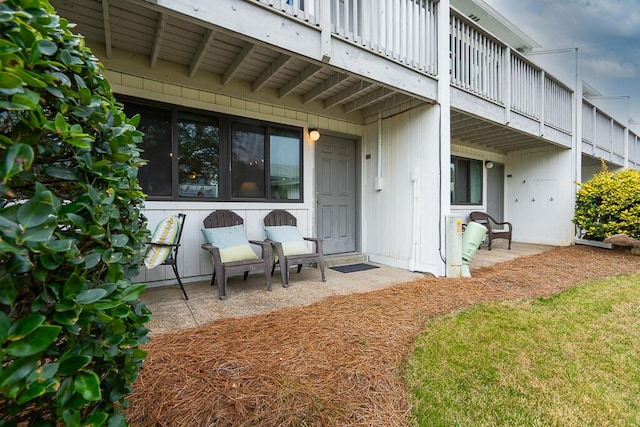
[323,252,369,267]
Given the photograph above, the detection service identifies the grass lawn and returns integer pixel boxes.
[404,274,640,426]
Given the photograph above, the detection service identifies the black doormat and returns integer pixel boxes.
[330,263,380,273]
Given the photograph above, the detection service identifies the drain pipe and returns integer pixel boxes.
[375,112,384,191]
[409,168,419,271]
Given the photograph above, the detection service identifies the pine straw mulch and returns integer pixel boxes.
[126,245,640,426]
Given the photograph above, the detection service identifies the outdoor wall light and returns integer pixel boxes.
[309,128,321,142]
[485,160,494,169]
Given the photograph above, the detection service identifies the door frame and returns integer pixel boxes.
[486,162,504,222]
[313,130,362,254]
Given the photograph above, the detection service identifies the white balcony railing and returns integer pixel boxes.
[582,100,629,166]
[450,11,573,135]
[450,14,504,103]
[252,1,638,164]
[254,0,439,75]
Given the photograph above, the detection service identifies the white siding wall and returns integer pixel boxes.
[106,70,364,285]
[506,147,575,245]
[361,105,441,275]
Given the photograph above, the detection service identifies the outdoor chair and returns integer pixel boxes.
[263,209,326,287]
[144,213,188,300]
[201,210,272,300]
[469,211,512,250]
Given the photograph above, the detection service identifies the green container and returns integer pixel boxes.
[462,221,487,261]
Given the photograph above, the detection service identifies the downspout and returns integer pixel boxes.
[375,112,384,191]
[409,167,419,271]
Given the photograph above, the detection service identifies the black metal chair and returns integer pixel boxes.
[144,213,188,300]
[201,210,272,300]
[263,209,326,287]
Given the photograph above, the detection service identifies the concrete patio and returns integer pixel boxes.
[141,241,555,334]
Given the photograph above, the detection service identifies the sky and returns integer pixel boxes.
[482,0,640,128]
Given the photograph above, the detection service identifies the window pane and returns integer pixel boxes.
[451,156,482,205]
[454,159,470,204]
[270,128,301,200]
[469,160,482,204]
[130,105,172,196]
[177,113,219,198]
[232,122,265,198]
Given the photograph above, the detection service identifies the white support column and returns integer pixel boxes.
[437,0,451,276]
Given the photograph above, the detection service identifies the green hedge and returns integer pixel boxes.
[0,0,151,425]
[573,165,640,241]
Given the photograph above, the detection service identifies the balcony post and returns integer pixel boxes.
[320,0,331,62]
[504,47,511,125]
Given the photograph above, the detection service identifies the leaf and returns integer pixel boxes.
[16,383,46,405]
[66,136,92,149]
[7,314,45,340]
[122,284,147,301]
[0,71,22,92]
[44,85,63,98]
[10,89,40,109]
[110,234,129,248]
[76,288,108,305]
[82,251,101,269]
[38,253,64,270]
[0,143,34,182]
[0,273,18,306]
[53,310,79,326]
[42,165,78,180]
[21,222,55,243]
[40,238,76,253]
[6,325,62,357]
[58,355,91,376]
[17,189,55,228]
[0,39,20,55]
[0,311,9,342]
[37,39,57,56]
[54,112,67,134]
[74,370,102,401]
[0,356,38,388]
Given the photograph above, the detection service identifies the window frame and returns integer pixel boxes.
[120,95,304,203]
[450,155,483,205]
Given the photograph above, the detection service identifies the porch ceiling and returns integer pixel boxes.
[50,0,427,118]
[451,110,552,154]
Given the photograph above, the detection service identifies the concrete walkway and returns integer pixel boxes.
[141,242,555,334]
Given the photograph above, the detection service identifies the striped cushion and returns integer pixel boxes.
[144,215,179,269]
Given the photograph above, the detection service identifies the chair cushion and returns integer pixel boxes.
[264,225,312,256]
[201,225,259,263]
[144,215,180,269]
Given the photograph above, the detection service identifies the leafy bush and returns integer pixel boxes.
[573,163,640,241]
[0,0,151,425]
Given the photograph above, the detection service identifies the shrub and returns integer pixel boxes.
[0,0,151,425]
[573,163,640,241]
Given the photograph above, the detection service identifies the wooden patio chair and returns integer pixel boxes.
[201,210,272,300]
[469,211,512,250]
[263,209,326,287]
[144,213,188,300]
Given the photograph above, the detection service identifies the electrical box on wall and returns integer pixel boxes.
[374,176,384,191]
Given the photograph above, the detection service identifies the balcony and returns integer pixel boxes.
[48,0,635,162]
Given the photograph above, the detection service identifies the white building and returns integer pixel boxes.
[50,0,640,288]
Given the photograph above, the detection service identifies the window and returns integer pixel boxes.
[122,97,303,202]
[451,156,482,204]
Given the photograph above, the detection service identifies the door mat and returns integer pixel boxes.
[329,263,380,273]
